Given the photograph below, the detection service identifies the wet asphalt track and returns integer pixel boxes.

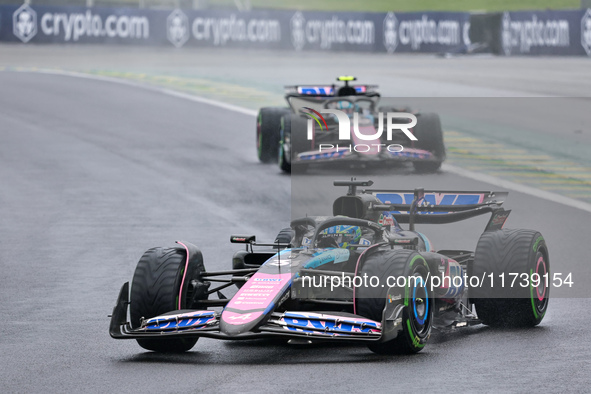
[1,54,591,393]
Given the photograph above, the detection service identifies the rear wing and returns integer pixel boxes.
[284,84,379,97]
[333,180,510,231]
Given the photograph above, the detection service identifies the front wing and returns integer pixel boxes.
[110,282,406,343]
[295,147,437,165]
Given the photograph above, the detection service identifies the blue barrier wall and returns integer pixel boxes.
[1,3,590,55]
[0,4,471,53]
[501,9,591,56]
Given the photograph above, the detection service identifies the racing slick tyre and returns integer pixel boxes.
[130,247,208,352]
[257,107,290,163]
[470,229,549,328]
[279,113,311,174]
[411,113,445,173]
[357,249,433,355]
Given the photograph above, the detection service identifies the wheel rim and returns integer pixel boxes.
[410,275,430,335]
[278,143,285,166]
[283,131,291,164]
[531,251,549,316]
[535,255,547,301]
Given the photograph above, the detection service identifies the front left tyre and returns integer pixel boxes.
[356,249,433,354]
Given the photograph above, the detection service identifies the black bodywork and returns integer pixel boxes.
[110,179,519,349]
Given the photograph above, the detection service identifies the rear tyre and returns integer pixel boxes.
[470,229,549,328]
[357,250,432,354]
[257,107,290,163]
[411,113,445,173]
[130,247,206,352]
[279,114,310,174]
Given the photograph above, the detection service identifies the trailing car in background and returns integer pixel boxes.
[256,77,446,173]
[110,179,549,355]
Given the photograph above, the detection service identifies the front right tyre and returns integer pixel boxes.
[130,246,207,352]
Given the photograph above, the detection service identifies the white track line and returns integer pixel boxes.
[11,68,591,214]
[31,68,258,117]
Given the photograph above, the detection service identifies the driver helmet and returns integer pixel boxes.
[336,100,359,115]
[317,225,362,249]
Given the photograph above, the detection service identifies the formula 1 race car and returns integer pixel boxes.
[256,77,446,173]
[110,180,549,355]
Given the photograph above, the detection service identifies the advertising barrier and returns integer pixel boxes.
[501,9,591,56]
[0,4,470,53]
[1,3,590,56]
[382,11,470,53]
[4,4,156,44]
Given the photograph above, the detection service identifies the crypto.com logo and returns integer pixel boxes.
[383,12,398,53]
[302,109,417,152]
[582,9,591,56]
[167,9,189,48]
[13,4,38,43]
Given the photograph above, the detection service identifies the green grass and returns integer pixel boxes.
[238,0,581,12]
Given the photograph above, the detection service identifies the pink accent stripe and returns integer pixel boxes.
[400,147,432,155]
[222,311,265,325]
[352,244,382,315]
[175,241,191,310]
[222,272,291,325]
[312,147,342,153]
